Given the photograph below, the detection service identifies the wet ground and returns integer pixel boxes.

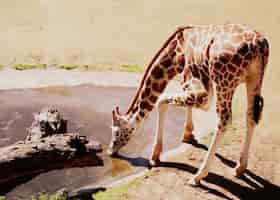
[0,84,216,199]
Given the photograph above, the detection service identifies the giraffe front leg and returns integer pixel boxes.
[180,78,210,143]
[181,107,196,143]
[150,92,189,166]
[149,97,168,166]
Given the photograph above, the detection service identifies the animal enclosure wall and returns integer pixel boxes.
[0,0,278,76]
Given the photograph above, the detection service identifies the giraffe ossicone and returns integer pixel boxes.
[108,24,269,185]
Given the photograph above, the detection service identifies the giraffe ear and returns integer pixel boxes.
[112,110,118,122]
[112,108,121,126]
[116,106,121,115]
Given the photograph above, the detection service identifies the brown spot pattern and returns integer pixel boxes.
[151,66,164,79]
[160,55,172,68]
[149,95,158,103]
[177,54,185,67]
[232,54,242,66]
[245,53,252,61]
[177,31,184,45]
[167,68,177,79]
[141,87,151,99]
[176,66,184,73]
[132,106,138,114]
[214,62,222,69]
[140,101,153,111]
[220,54,230,64]
[152,81,167,93]
[139,111,146,118]
[168,40,177,52]
[238,44,249,56]
[146,78,151,86]
[228,64,236,73]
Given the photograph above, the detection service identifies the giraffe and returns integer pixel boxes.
[107,24,269,186]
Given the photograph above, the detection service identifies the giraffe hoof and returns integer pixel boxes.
[181,134,197,144]
[187,178,201,187]
[235,165,246,177]
[149,158,161,167]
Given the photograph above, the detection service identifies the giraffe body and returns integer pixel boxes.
[108,24,269,185]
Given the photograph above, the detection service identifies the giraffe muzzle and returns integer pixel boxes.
[107,141,120,156]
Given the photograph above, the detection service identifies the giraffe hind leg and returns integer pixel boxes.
[252,94,264,124]
[188,88,234,186]
[235,58,265,176]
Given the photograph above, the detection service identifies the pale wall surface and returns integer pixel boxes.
[0,1,279,75]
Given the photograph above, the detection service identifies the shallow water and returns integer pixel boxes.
[0,84,190,199]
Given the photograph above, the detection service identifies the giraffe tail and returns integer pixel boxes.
[252,94,264,124]
[252,37,269,124]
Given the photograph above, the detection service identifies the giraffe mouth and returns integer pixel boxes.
[107,147,119,157]
[107,142,120,156]
[107,147,114,156]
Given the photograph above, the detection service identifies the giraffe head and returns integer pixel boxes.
[107,106,136,156]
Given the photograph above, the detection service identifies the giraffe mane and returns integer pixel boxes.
[125,26,192,115]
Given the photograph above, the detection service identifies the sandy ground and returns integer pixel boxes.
[96,101,280,200]
[122,127,280,200]
[91,78,280,199]
[1,0,280,199]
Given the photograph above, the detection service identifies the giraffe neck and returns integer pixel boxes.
[126,27,188,128]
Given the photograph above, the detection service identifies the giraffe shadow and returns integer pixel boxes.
[160,140,280,199]
[187,138,236,168]
[115,141,280,199]
[113,153,151,168]
[159,159,280,199]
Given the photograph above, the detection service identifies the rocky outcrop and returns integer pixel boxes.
[0,108,103,195]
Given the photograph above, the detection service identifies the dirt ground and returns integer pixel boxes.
[95,98,280,199]
[123,125,280,200]
[92,83,280,200]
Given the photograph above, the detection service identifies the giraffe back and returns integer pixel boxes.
[182,24,269,93]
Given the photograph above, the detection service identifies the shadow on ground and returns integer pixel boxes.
[69,187,106,200]
[160,141,280,200]
[88,140,280,200]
